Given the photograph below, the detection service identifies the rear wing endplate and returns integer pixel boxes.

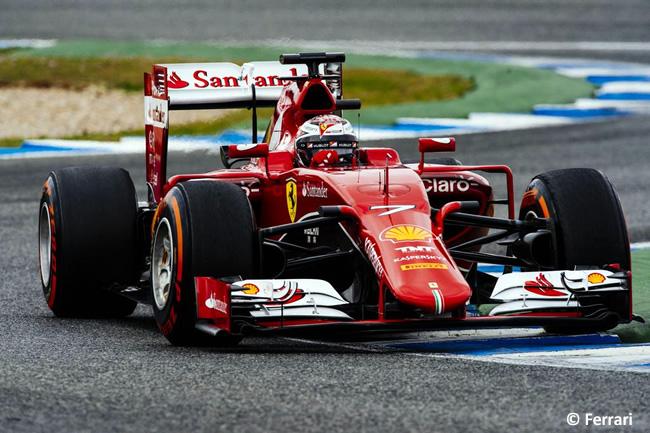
[144,65,169,203]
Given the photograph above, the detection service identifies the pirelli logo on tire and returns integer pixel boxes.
[400,263,448,271]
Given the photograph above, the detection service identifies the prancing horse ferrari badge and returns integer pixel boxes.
[286,178,297,222]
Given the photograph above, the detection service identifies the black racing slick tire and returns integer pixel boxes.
[150,181,256,346]
[38,167,139,318]
[519,168,630,271]
[519,168,631,332]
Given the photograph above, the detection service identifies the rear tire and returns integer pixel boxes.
[39,167,138,318]
[150,181,256,346]
[519,168,630,333]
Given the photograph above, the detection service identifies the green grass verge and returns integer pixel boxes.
[11,40,595,124]
[0,138,23,148]
[632,249,650,318]
[2,41,481,144]
[343,55,595,123]
[0,56,195,91]
[615,249,650,343]
[0,56,473,104]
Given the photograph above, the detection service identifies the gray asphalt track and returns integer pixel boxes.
[2,117,650,433]
[2,2,650,433]
[1,0,649,43]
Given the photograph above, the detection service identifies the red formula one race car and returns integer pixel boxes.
[38,52,633,345]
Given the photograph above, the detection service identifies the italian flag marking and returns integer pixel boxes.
[431,289,444,315]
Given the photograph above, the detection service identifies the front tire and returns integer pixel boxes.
[519,168,630,270]
[519,168,631,332]
[150,181,256,346]
[38,167,138,318]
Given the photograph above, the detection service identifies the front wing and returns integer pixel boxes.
[193,270,630,338]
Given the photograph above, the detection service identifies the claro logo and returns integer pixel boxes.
[423,178,475,193]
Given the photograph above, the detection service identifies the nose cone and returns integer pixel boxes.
[338,167,472,315]
[391,279,471,315]
[378,237,471,315]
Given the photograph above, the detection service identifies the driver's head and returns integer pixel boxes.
[295,115,358,166]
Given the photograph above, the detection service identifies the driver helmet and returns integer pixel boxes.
[295,115,358,166]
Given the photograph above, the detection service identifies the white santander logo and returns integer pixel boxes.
[205,297,228,314]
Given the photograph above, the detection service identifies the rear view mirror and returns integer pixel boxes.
[418,137,456,153]
[227,143,269,159]
[418,137,456,173]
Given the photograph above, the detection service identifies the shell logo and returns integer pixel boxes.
[242,283,260,295]
[587,273,606,284]
[380,225,433,243]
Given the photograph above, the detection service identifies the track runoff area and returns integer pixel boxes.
[3,42,650,157]
[5,41,650,373]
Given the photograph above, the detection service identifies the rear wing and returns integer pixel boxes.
[144,54,345,202]
[156,61,316,110]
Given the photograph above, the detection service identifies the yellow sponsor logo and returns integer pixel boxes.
[401,263,448,271]
[286,178,297,222]
[428,282,438,288]
[380,225,433,243]
[242,283,260,295]
[587,273,606,284]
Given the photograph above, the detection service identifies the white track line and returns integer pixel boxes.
[285,335,650,373]
[418,345,650,374]
[598,82,650,93]
[408,351,650,373]
[574,98,650,112]
[0,39,56,49]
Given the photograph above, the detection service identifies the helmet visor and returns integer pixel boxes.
[296,134,358,147]
[296,135,358,165]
